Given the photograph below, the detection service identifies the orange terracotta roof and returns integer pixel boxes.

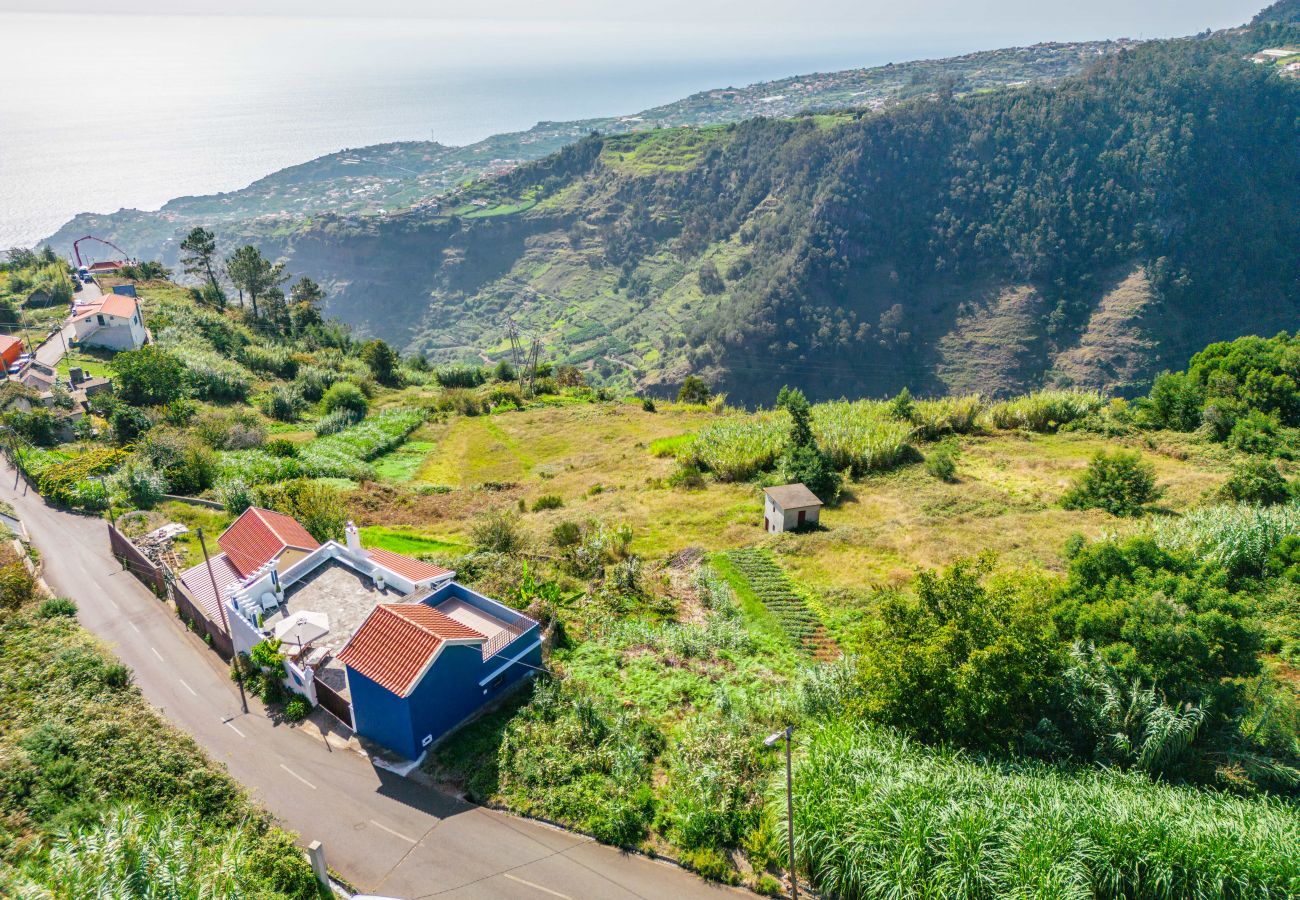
[98,294,138,318]
[86,260,122,271]
[338,603,484,696]
[365,547,453,583]
[217,507,319,577]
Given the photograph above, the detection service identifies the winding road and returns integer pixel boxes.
[0,459,731,900]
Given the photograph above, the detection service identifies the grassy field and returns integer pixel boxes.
[365,400,1229,594]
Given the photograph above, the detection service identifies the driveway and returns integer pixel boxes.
[32,279,96,368]
[0,460,734,900]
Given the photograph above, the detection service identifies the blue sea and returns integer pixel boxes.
[0,4,1264,248]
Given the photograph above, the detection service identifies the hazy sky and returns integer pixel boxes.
[0,0,1266,42]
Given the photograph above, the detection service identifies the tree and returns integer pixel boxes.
[289,277,324,335]
[678,375,710,405]
[179,226,223,305]
[1220,458,1291,505]
[361,339,400,386]
[856,556,1062,749]
[697,259,725,295]
[111,345,186,407]
[1060,450,1162,517]
[225,245,287,319]
[776,385,839,500]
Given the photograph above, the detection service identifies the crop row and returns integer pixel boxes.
[726,549,835,658]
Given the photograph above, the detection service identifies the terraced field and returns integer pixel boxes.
[724,548,837,660]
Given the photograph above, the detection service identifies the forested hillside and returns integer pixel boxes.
[266,20,1300,404]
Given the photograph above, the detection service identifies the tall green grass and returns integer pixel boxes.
[686,413,787,481]
[910,395,984,440]
[811,401,915,474]
[792,720,1300,900]
[982,389,1105,432]
[297,407,425,480]
[1148,502,1300,582]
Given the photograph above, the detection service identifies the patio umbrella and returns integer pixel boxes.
[273,610,330,650]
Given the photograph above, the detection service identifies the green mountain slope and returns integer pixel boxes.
[42,40,1131,263]
[267,23,1300,404]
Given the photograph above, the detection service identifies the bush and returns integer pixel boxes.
[283,695,311,722]
[6,409,59,447]
[320,381,368,418]
[531,494,564,511]
[1220,458,1292,505]
[435,365,486,388]
[37,597,77,618]
[313,407,361,436]
[111,462,168,508]
[551,521,582,548]
[260,384,304,423]
[292,365,342,402]
[924,443,958,482]
[1227,409,1280,455]
[109,405,152,446]
[1061,450,1162,517]
[252,479,346,543]
[111,345,186,407]
[641,397,656,412]
[263,438,298,458]
[473,511,524,554]
[139,429,217,496]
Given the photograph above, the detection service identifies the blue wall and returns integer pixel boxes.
[347,633,542,759]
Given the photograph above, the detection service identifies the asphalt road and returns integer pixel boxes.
[32,279,94,367]
[0,460,733,900]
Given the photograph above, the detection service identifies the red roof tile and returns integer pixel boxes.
[179,553,242,632]
[365,547,453,583]
[218,507,319,577]
[338,603,484,696]
[98,294,138,318]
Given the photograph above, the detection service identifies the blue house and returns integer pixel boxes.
[337,582,542,759]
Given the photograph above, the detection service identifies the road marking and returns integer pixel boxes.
[223,719,246,738]
[178,678,197,696]
[503,873,572,899]
[151,646,164,661]
[105,597,119,611]
[129,621,141,633]
[369,819,417,844]
[279,763,317,790]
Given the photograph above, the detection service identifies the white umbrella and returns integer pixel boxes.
[274,610,330,650]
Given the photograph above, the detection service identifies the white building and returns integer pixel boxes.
[71,294,147,351]
[762,483,823,533]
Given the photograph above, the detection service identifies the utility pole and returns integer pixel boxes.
[765,725,798,900]
[199,527,247,713]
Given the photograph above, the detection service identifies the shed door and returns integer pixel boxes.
[797,510,806,526]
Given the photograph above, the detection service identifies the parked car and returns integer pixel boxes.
[7,363,22,375]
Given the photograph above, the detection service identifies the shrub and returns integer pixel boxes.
[531,494,564,511]
[473,511,524,554]
[263,438,298,458]
[217,477,255,515]
[111,462,168,508]
[551,521,582,548]
[0,555,37,612]
[283,695,311,722]
[1227,409,1280,455]
[924,443,958,482]
[6,409,59,446]
[260,384,304,422]
[252,479,346,543]
[37,597,77,618]
[1061,450,1162,517]
[660,719,765,853]
[111,345,186,407]
[109,405,152,446]
[320,381,368,418]
[1220,458,1292,505]
[181,347,252,403]
[361,339,400,385]
[195,409,265,450]
[435,364,486,388]
[856,556,1062,749]
[292,365,342,402]
[641,397,656,412]
[139,429,217,495]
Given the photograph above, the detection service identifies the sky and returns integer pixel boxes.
[0,0,1267,43]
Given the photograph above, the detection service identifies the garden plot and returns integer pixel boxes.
[724,548,836,660]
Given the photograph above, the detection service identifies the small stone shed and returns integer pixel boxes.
[762,483,823,534]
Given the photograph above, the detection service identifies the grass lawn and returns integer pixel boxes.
[56,347,115,380]
[372,440,435,482]
[360,524,465,557]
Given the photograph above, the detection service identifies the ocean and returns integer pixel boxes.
[0,4,1265,249]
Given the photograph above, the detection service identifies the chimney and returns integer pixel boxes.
[345,521,361,554]
[69,367,83,386]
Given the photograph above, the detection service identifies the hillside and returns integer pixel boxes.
[256,22,1300,404]
[41,40,1131,265]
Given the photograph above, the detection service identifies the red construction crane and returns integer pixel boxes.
[72,235,133,269]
